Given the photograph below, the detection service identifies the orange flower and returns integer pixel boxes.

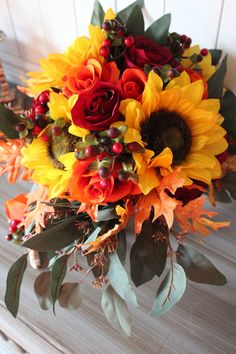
[185,68,208,99]
[5,194,27,221]
[63,59,119,96]
[117,68,147,100]
[69,158,140,204]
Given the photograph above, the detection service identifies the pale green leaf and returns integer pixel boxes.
[34,271,52,310]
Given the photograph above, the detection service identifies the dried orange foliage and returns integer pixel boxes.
[5,193,27,221]
[78,202,97,221]
[174,195,230,236]
[135,170,184,234]
[21,185,54,234]
[0,135,32,183]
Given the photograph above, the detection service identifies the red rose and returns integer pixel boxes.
[71,81,121,131]
[124,36,173,69]
[117,68,147,101]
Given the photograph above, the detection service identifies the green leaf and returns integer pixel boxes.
[95,207,118,221]
[58,282,81,310]
[108,253,137,306]
[51,255,68,314]
[101,285,132,336]
[151,263,186,317]
[0,104,20,139]
[116,229,127,265]
[130,243,156,286]
[4,254,28,318]
[91,0,105,27]
[146,14,171,45]
[126,5,144,36]
[22,215,80,251]
[207,55,227,98]
[34,271,52,310]
[176,244,227,285]
[209,49,222,66]
[220,96,236,133]
[117,0,144,24]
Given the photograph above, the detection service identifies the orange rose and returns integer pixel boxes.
[185,68,208,99]
[117,68,147,100]
[63,59,119,96]
[69,158,140,204]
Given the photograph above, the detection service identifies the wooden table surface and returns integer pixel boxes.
[0,176,235,354]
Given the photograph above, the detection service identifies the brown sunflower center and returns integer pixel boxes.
[141,110,192,164]
[48,129,79,170]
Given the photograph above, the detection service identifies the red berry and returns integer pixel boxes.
[117,25,126,38]
[102,21,112,32]
[32,125,42,136]
[16,122,26,132]
[197,54,203,62]
[99,46,110,57]
[10,219,21,228]
[180,34,188,43]
[5,234,13,241]
[166,69,175,78]
[126,141,142,152]
[52,125,62,136]
[85,145,99,158]
[112,142,123,154]
[118,171,129,182]
[102,38,112,47]
[107,127,120,139]
[200,48,209,56]
[124,36,134,47]
[38,90,50,104]
[99,179,111,189]
[35,105,47,115]
[28,113,35,121]
[41,134,50,142]
[9,224,17,233]
[99,167,110,179]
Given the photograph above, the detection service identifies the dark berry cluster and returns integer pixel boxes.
[167,32,192,56]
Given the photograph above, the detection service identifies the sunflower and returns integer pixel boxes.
[114,71,227,195]
[21,133,77,198]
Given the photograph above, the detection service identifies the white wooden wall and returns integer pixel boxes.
[0,0,236,92]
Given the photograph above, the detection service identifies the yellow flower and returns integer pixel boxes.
[115,72,227,195]
[21,137,76,198]
[181,45,215,80]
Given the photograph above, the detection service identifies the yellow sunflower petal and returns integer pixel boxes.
[138,169,160,195]
[197,99,220,113]
[166,71,191,89]
[181,80,204,105]
[68,124,89,138]
[141,72,162,117]
[149,147,173,168]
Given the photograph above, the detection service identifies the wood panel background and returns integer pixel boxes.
[0,0,236,92]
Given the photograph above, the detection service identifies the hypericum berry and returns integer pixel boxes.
[16,122,26,132]
[112,142,123,154]
[99,46,110,57]
[99,179,111,189]
[196,54,203,62]
[126,141,143,152]
[185,37,192,48]
[85,145,99,158]
[5,234,13,241]
[10,220,21,228]
[32,125,42,136]
[34,105,47,115]
[34,115,48,129]
[180,34,188,43]
[75,150,80,160]
[100,137,111,145]
[41,134,50,142]
[166,69,175,78]
[102,21,112,32]
[38,90,50,104]
[52,125,62,136]
[99,167,110,179]
[102,38,112,47]
[118,170,130,182]
[107,127,120,139]
[116,25,126,37]
[124,36,134,47]
[200,48,209,56]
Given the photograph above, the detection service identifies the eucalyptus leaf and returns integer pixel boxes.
[0,104,20,139]
[4,254,28,318]
[51,255,68,314]
[95,207,118,221]
[108,253,137,306]
[58,282,81,310]
[91,0,104,27]
[130,243,156,286]
[126,5,144,36]
[116,230,127,265]
[146,14,171,45]
[207,55,227,98]
[101,285,132,336]
[117,0,144,24]
[151,263,186,317]
[82,226,102,251]
[22,215,79,251]
[176,244,227,285]
[34,271,52,310]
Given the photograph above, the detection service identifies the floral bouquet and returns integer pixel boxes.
[1,0,235,336]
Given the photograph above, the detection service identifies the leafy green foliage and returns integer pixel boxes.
[0,104,20,139]
[207,56,227,98]
[108,253,137,306]
[176,244,227,285]
[101,285,132,336]
[126,5,144,36]
[220,96,236,133]
[22,215,80,251]
[146,14,171,45]
[91,0,105,27]
[116,229,127,265]
[209,49,222,66]
[58,283,81,310]
[4,254,28,318]
[34,271,52,310]
[130,219,168,286]
[96,207,118,221]
[151,263,186,317]
[82,226,102,251]
[117,0,144,24]
[51,255,68,314]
